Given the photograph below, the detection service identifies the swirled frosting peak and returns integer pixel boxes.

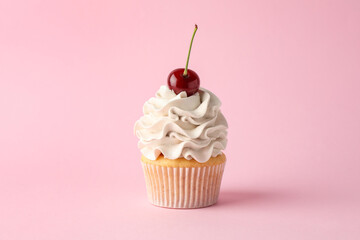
[134,85,228,163]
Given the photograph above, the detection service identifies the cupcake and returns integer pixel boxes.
[134,25,228,208]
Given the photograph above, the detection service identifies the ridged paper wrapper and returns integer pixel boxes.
[141,160,225,208]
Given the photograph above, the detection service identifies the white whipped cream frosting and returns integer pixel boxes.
[134,85,228,163]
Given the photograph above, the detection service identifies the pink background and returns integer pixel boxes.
[1,0,360,239]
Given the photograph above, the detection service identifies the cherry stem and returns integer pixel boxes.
[183,24,198,77]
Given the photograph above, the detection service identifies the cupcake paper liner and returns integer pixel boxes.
[141,161,226,208]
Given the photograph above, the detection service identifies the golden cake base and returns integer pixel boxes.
[141,154,226,208]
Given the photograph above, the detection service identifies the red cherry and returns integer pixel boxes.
[168,25,200,97]
[167,68,200,96]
